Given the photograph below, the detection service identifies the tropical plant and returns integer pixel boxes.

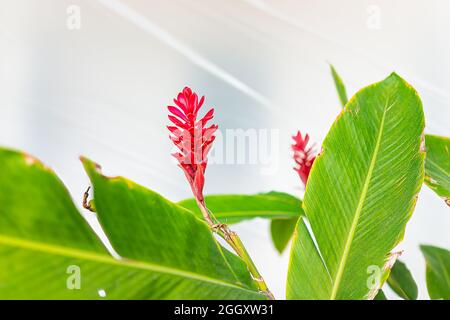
[0,69,448,300]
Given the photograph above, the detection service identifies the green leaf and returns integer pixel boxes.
[270,218,298,254]
[420,245,450,299]
[386,259,418,300]
[179,192,303,254]
[0,148,263,299]
[329,69,449,205]
[330,64,349,107]
[424,134,450,205]
[178,192,302,224]
[286,218,333,299]
[0,149,111,299]
[81,157,264,300]
[374,290,387,300]
[287,73,425,300]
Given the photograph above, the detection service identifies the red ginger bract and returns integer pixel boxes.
[292,131,316,186]
[167,87,218,204]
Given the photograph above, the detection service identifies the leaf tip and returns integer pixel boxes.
[329,63,337,73]
[80,156,102,177]
[388,71,400,78]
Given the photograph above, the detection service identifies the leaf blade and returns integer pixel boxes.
[420,245,450,299]
[386,259,418,300]
[288,73,425,299]
[424,134,450,205]
[178,192,302,224]
[0,149,264,299]
[270,218,298,254]
[374,290,387,300]
[286,218,332,299]
[330,64,349,107]
[81,157,264,299]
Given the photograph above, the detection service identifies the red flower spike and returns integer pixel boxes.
[292,131,316,186]
[167,87,217,204]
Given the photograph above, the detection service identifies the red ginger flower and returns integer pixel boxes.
[292,131,316,186]
[167,87,218,204]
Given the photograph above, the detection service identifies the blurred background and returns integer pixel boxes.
[1,0,449,299]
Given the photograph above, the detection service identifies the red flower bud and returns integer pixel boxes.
[292,131,316,186]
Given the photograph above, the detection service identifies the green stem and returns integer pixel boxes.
[196,200,274,300]
[227,230,274,299]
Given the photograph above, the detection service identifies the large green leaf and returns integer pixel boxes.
[328,68,436,299]
[0,149,110,299]
[287,73,425,300]
[178,192,302,224]
[386,259,418,300]
[0,148,263,299]
[179,192,303,253]
[424,134,450,205]
[330,64,349,108]
[420,245,450,299]
[331,68,449,206]
[81,157,264,300]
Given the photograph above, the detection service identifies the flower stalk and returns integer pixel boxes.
[196,199,274,299]
[227,230,275,300]
[167,87,274,299]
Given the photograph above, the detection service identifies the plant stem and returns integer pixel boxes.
[196,199,275,300]
[227,230,275,300]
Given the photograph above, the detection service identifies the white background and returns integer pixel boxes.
[1,0,449,299]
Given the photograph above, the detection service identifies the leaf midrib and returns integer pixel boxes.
[330,99,390,299]
[0,235,258,293]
